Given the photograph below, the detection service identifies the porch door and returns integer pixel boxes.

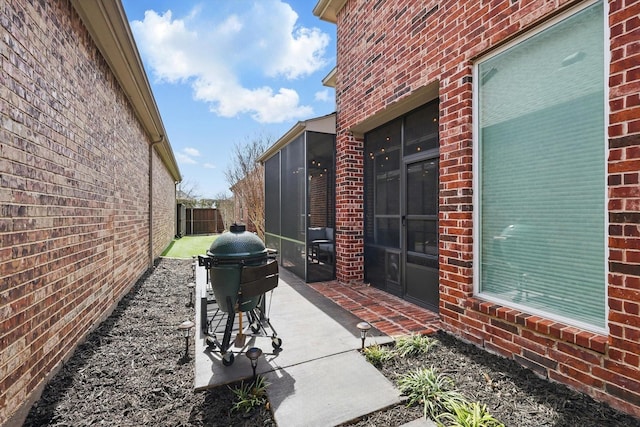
[403,156,439,312]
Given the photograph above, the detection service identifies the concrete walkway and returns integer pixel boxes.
[193,265,433,426]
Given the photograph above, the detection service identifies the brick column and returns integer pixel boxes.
[334,129,365,284]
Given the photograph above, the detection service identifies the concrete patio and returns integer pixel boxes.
[193,264,438,426]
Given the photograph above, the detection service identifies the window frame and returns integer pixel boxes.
[471,0,609,334]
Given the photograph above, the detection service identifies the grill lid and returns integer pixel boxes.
[207,224,267,262]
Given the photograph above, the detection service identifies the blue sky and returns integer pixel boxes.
[121,0,336,199]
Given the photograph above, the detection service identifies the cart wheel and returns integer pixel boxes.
[271,337,282,350]
[250,322,260,334]
[222,352,235,366]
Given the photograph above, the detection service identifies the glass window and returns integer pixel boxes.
[476,1,605,330]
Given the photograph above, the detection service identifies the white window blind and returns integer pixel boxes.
[477,1,605,330]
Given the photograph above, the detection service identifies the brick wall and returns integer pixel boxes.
[0,0,176,424]
[152,148,177,257]
[333,0,640,417]
[605,0,640,415]
[309,174,328,226]
[334,132,365,283]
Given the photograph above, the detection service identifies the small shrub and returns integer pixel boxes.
[230,376,270,414]
[395,334,436,358]
[436,401,505,427]
[397,367,467,420]
[363,344,394,367]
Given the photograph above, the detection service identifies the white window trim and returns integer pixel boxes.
[471,0,609,335]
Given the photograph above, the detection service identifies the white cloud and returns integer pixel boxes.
[314,89,332,102]
[243,2,329,79]
[175,152,197,164]
[193,80,313,123]
[203,163,216,169]
[176,147,201,165]
[130,1,329,123]
[131,10,199,83]
[184,147,200,157]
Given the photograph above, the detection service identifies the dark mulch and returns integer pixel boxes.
[23,258,640,426]
[23,258,274,427]
[347,332,640,427]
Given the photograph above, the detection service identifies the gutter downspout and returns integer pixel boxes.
[149,135,164,268]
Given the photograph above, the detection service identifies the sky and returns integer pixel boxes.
[120,0,336,199]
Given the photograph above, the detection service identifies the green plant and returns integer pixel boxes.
[230,376,270,414]
[394,334,436,358]
[397,367,467,419]
[363,344,395,367]
[436,402,505,427]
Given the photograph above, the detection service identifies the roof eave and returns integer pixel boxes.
[258,122,307,163]
[322,67,337,88]
[313,0,347,24]
[258,112,336,163]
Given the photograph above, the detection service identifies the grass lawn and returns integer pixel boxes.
[161,234,218,259]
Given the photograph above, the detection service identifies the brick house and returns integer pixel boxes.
[1,1,180,425]
[313,0,639,418]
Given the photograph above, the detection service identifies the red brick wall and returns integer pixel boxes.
[334,131,364,283]
[152,148,177,257]
[333,0,640,417]
[0,1,176,424]
[309,174,328,226]
[605,0,640,415]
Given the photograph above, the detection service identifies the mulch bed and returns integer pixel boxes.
[347,332,640,426]
[23,258,274,427]
[23,258,640,426]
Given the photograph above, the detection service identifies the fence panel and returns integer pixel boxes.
[185,208,224,234]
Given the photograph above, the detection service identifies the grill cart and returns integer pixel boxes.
[198,224,281,366]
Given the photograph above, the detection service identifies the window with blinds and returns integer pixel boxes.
[474,1,606,331]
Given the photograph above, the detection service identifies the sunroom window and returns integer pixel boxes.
[474,1,606,331]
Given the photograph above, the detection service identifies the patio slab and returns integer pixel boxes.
[194,266,392,390]
[264,350,401,427]
[193,264,399,425]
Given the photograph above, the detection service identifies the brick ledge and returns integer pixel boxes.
[465,297,608,354]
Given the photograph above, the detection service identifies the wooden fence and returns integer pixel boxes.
[177,206,225,235]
